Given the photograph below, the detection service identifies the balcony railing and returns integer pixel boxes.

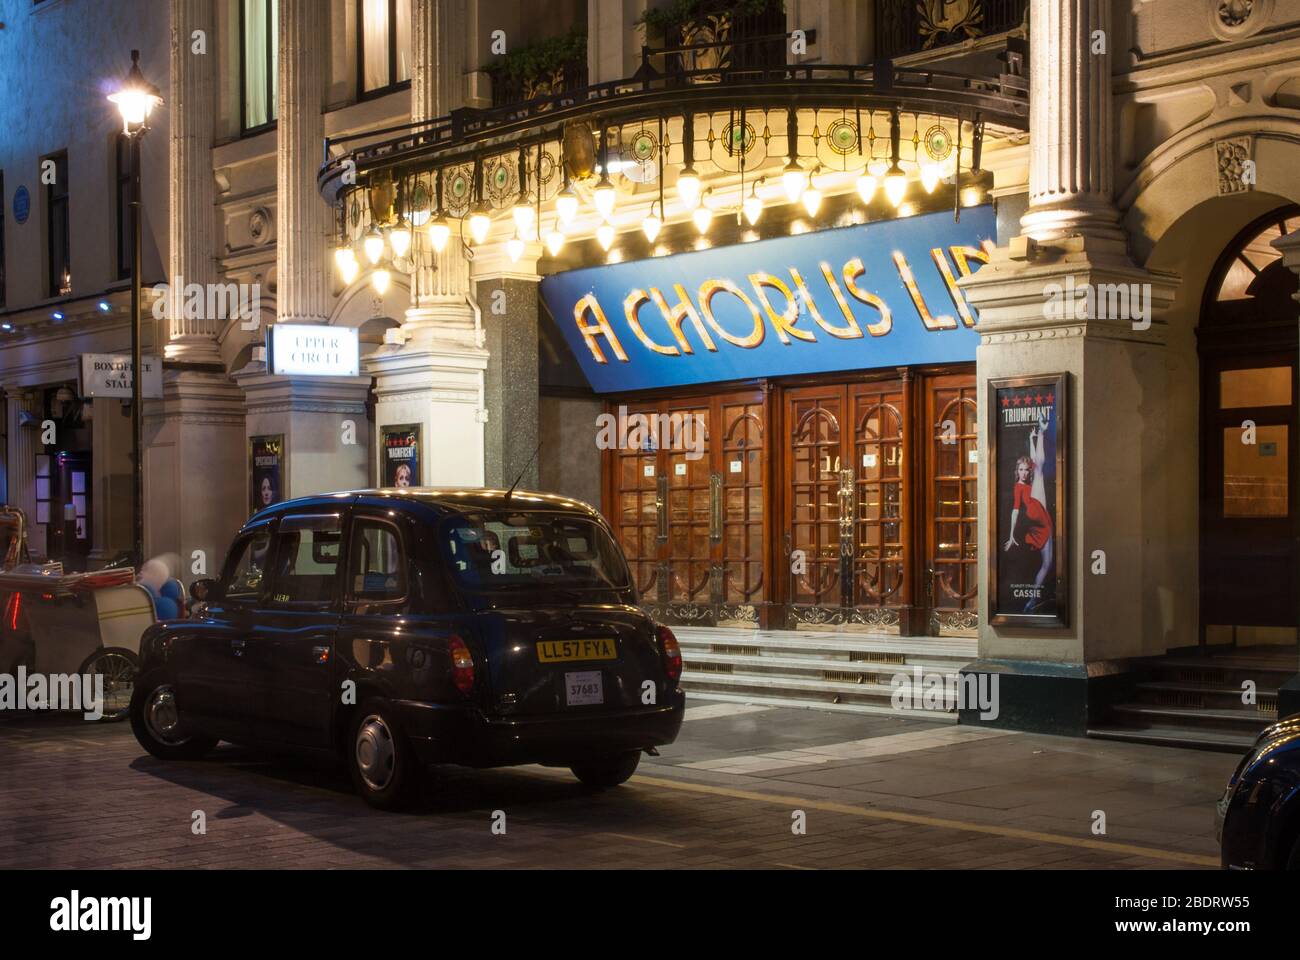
[875,0,1028,60]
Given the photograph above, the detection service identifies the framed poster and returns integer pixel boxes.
[249,435,284,515]
[988,374,1069,627]
[381,424,421,488]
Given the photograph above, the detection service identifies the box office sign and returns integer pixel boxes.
[80,354,163,399]
[268,324,360,377]
[989,374,1069,628]
[381,424,421,487]
[250,434,284,515]
[540,206,996,393]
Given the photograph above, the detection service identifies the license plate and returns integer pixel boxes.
[537,638,617,663]
[565,671,603,706]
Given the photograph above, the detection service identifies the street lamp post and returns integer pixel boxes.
[108,50,162,570]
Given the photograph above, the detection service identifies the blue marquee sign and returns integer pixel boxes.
[540,205,997,393]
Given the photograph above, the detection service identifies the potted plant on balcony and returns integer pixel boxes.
[485,28,588,106]
[637,0,786,79]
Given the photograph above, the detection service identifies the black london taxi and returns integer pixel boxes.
[129,489,685,809]
[1217,715,1300,869]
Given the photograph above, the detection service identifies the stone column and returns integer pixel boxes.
[276,0,329,324]
[165,0,221,362]
[4,389,45,560]
[955,0,1179,735]
[589,0,648,83]
[366,0,488,488]
[473,244,542,489]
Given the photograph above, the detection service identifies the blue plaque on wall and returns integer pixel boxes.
[12,185,30,225]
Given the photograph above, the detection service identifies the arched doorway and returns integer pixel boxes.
[1199,206,1300,651]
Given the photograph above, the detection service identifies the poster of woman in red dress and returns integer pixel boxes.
[990,375,1068,626]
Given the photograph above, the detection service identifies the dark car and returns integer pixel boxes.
[129,488,685,809]
[1217,715,1300,869]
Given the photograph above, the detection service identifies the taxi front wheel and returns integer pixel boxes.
[129,671,219,761]
[570,750,641,789]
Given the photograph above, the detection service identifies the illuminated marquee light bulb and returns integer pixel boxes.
[743,192,763,226]
[428,216,451,253]
[512,202,537,239]
[545,225,566,256]
[334,245,356,274]
[856,170,878,204]
[468,206,492,245]
[883,163,908,208]
[506,234,525,263]
[782,159,805,203]
[692,202,713,235]
[676,166,702,211]
[388,219,412,259]
[363,228,385,265]
[800,179,822,217]
[596,222,616,251]
[371,267,391,295]
[593,175,617,222]
[920,162,942,194]
[641,209,662,244]
[556,185,579,225]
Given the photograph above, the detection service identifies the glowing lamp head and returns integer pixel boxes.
[335,247,360,286]
[506,235,525,263]
[363,227,385,265]
[883,163,908,208]
[800,183,822,217]
[468,205,492,245]
[556,185,579,225]
[641,210,662,244]
[596,223,616,252]
[593,175,617,222]
[692,203,713,235]
[676,166,702,211]
[743,193,763,226]
[782,159,806,203]
[512,202,537,239]
[371,267,391,296]
[388,219,412,259]
[856,171,878,204]
[428,216,451,253]
[544,226,566,257]
[920,162,942,194]
[108,51,162,131]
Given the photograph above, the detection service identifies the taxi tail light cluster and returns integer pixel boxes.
[656,625,682,682]
[448,635,476,695]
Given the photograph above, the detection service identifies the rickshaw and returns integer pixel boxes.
[0,506,154,720]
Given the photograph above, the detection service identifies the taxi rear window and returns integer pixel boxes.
[443,512,629,591]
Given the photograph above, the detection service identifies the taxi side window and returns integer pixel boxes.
[348,519,407,602]
[223,528,272,602]
[265,514,344,606]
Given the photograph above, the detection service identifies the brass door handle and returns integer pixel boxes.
[709,473,722,543]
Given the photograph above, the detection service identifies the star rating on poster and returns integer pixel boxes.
[1000,391,1055,408]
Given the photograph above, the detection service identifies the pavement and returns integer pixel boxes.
[0,699,1235,869]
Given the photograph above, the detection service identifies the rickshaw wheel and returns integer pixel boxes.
[78,648,140,722]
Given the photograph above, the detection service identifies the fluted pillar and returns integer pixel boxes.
[4,389,45,560]
[165,0,222,361]
[1018,0,1125,244]
[276,0,329,324]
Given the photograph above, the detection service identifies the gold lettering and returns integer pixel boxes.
[573,293,629,364]
[698,279,765,349]
[749,272,815,344]
[892,251,956,331]
[623,289,681,355]
[931,249,977,329]
[808,264,863,339]
[648,285,718,354]
[842,258,892,337]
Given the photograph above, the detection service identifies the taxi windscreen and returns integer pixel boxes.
[443,512,630,591]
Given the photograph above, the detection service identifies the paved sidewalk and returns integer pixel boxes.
[0,701,1235,869]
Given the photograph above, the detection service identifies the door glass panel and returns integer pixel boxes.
[267,514,344,605]
[1223,425,1288,517]
[224,528,273,601]
[348,521,406,600]
[1220,367,1291,408]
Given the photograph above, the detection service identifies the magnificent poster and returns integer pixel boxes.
[381,425,421,487]
[540,205,996,392]
[249,435,284,516]
[989,374,1068,627]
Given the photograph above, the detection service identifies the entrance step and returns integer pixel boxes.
[674,627,976,719]
[1085,724,1258,753]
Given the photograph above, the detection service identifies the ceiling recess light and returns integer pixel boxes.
[98,301,112,313]
[782,158,805,203]
[642,204,663,243]
[856,170,878,204]
[883,163,908,208]
[512,202,537,239]
[371,267,391,295]
[52,311,64,321]
[556,185,579,225]
[920,162,942,194]
[593,175,617,222]
[545,225,566,256]
[676,166,701,211]
[596,223,616,251]
[363,228,385,265]
[428,216,451,253]
[468,205,492,245]
[388,219,412,259]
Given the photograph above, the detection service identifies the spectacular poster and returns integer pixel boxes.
[249,435,284,515]
[381,425,421,487]
[989,374,1068,627]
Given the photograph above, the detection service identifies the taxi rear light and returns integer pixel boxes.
[656,624,682,681]
[448,635,475,695]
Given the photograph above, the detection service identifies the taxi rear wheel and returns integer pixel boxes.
[570,750,641,789]
[348,700,419,810]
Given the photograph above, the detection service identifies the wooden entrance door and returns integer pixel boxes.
[922,373,980,635]
[607,389,768,625]
[783,378,913,630]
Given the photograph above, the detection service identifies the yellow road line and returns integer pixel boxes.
[599,831,686,849]
[631,774,1219,867]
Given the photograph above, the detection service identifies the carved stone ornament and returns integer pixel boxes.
[1216,136,1254,195]
[248,207,274,245]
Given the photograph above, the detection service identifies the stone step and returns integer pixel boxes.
[1086,723,1256,754]
[1132,680,1280,715]
[682,650,971,682]
[1141,657,1297,687]
[680,669,957,716]
[680,690,959,720]
[1109,702,1274,733]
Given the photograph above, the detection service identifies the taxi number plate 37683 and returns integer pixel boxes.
[565,671,603,706]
